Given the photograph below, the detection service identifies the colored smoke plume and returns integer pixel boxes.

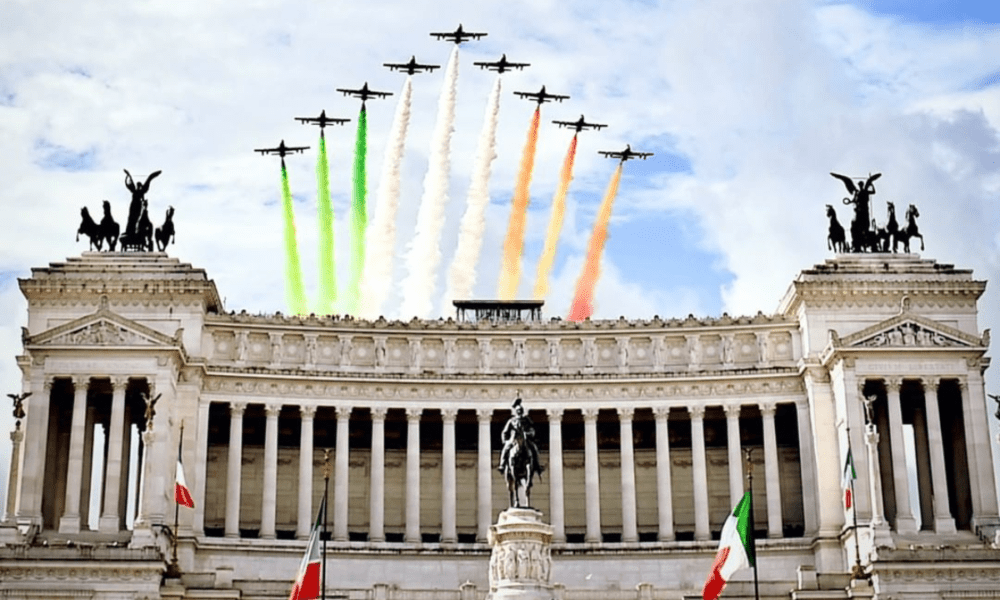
[400,46,460,318]
[316,132,336,314]
[359,76,414,320]
[444,75,502,309]
[344,106,368,315]
[280,160,308,315]
[567,164,623,321]
[497,107,541,300]
[533,133,578,300]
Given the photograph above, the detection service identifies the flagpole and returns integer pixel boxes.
[167,422,184,579]
[845,425,864,580]
[322,448,331,600]
[743,447,760,600]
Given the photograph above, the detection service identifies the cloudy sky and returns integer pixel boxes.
[1,0,999,509]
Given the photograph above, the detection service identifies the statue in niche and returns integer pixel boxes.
[722,336,735,364]
[514,341,525,370]
[548,341,558,369]
[498,397,544,508]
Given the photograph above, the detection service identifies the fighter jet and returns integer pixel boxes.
[430,23,487,44]
[336,82,394,104]
[295,110,351,129]
[553,114,607,132]
[255,140,309,157]
[474,54,530,74]
[514,85,569,105]
[598,145,653,162]
[384,56,440,75]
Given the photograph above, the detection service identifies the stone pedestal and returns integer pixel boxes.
[488,508,553,600]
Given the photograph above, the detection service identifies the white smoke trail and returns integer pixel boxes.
[399,46,460,318]
[358,76,414,320]
[443,75,502,312]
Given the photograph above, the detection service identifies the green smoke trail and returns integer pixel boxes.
[317,132,336,314]
[280,160,308,315]
[346,107,368,315]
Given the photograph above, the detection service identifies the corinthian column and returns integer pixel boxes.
[653,406,674,541]
[297,406,316,539]
[59,376,90,533]
[334,406,351,542]
[547,408,566,543]
[405,408,422,544]
[583,408,601,543]
[921,379,956,533]
[760,402,783,538]
[441,408,458,544]
[689,405,710,541]
[618,407,638,543]
[885,379,917,533]
[224,402,246,538]
[477,408,493,542]
[260,403,281,539]
[724,404,743,507]
[99,376,129,533]
[369,408,387,542]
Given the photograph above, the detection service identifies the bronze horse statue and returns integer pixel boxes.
[895,204,924,253]
[77,201,120,251]
[826,204,846,253]
[155,206,175,251]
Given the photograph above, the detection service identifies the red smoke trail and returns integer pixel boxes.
[533,133,578,300]
[567,164,623,321]
[497,107,541,300]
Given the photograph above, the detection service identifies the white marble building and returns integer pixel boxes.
[1,251,998,600]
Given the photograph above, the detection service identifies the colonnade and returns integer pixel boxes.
[206,400,812,544]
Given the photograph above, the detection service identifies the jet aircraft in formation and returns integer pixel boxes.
[255,140,309,157]
[384,56,440,75]
[474,54,530,73]
[295,110,351,129]
[514,85,569,105]
[430,23,487,44]
[553,114,607,132]
[336,82,394,104]
[599,145,653,162]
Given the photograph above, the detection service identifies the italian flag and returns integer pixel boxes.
[702,492,755,600]
[175,435,194,509]
[842,448,856,510]
[289,496,324,600]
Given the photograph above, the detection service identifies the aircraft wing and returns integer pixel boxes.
[336,88,357,96]
[633,152,653,159]
[415,63,439,71]
[370,90,393,98]
[507,61,528,69]
[513,91,536,99]
[599,151,623,158]
[591,123,608,130]
[548,93,569,102]
[286,145,309,153]
[552,120,574,127]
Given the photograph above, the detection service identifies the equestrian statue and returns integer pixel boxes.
[826,172,924,255]
[76,169,176,253]
[498,397,544,509]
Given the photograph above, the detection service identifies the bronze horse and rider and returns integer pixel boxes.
[827,173,923,254]
[498,397,544,509]
[76,169,176,253]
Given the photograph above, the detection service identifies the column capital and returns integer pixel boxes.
[43,378,56,392]
[885,378,902,392]
[723,404,742,419]
[617,407,634,421]
[956,376,968,391]
[406,407,423,421]
[652,406,670,419]
[922,378,940,392]
[546,407,564,422]
[582,408,600,422]
[476,407,493,421]
[336,406,353,420]
[229,401,247,417]
[687,405,705,420]
[758,402,777,418]
[441,408,458,422]
[265,404,282,418]
[299,405,317,420]
[371,407,388,421]
[110,376,129,390]
[72,375,90,390]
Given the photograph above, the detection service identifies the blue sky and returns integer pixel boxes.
[0,0,999,506]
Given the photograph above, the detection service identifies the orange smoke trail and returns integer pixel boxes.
[567,164,623,321]
[533,133,578,300]
[497,107,541,300]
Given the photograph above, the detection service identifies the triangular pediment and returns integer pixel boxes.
[26,299,181,349]
[838,312,985,349]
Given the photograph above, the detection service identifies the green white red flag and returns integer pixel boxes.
[175,431,194,509]
[288,496,325,600]
[702,492,755,600]
[842,448,856,510]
